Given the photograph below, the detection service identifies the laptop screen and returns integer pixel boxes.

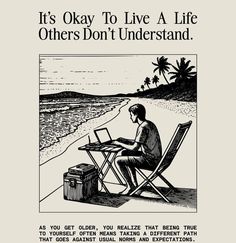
[94,128,112,143]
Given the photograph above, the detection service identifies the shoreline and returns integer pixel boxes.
[40,98,130,164]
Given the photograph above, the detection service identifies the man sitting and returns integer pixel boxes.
[113,104,162,195]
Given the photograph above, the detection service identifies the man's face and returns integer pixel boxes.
[130,112,138,123]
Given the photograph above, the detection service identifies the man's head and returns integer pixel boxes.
[128,104,146,123]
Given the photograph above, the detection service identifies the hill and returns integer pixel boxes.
[40,91,96,100]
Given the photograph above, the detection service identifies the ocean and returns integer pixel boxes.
[39,97,124,150]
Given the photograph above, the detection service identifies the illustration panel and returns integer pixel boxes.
[39,54,197,213]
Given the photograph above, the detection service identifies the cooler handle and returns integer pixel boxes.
[69,178,77,188]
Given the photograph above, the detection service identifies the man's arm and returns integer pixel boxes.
[113,140,141,151]
[117,137,134,145]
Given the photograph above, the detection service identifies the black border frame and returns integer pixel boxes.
[39,53,198,214]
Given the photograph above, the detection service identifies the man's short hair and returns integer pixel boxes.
[128,104,146,120]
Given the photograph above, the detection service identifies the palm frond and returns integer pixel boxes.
[176,60,180,69]
[171,65,179,72]
[153,67,159,73]
[170,75,177,80]
[185,66,195,73]
[188,71,197,75]
[184,60,191,69]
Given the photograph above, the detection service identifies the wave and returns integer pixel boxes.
[39,97,125,150]
[40,105,71,113]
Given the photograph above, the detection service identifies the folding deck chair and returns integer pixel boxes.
[130,121,192,202]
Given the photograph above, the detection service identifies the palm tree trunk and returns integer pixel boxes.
[162,72,170,84]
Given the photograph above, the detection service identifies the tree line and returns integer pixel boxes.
[136,56,196,93]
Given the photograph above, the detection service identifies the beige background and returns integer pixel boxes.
[1,0,235,242]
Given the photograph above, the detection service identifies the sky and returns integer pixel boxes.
[39,54,197,95]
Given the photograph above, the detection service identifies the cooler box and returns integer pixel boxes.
[64,163,98,201]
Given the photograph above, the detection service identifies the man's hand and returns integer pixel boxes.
[112,140,121,146]
[117,137,124,142]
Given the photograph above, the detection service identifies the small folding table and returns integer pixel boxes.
[78,143,126,194]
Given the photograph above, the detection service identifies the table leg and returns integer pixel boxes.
[86,151,110,194]
[99,151,112,175]
[101,152,126,185]
[86,150,104,176]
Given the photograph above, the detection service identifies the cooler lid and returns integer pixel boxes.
[68,163,96,175]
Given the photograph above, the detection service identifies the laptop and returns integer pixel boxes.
[94,128,115,146]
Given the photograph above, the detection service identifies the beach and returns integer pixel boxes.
[39,97,196,212]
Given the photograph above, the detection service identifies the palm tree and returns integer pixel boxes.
[144,77,151,89]
[169,57,196,82]
[141,85,145,91]
[152,56,171,84]
[152,75,159,87]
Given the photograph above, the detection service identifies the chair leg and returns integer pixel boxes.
[130,178,149,195]
[159,174,177,192]
[148,180,171,202]
[130,169,174,202]
[130,179,170,202]
[129,171,171,203]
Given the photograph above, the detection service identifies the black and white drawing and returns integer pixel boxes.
[39,54,197,212]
